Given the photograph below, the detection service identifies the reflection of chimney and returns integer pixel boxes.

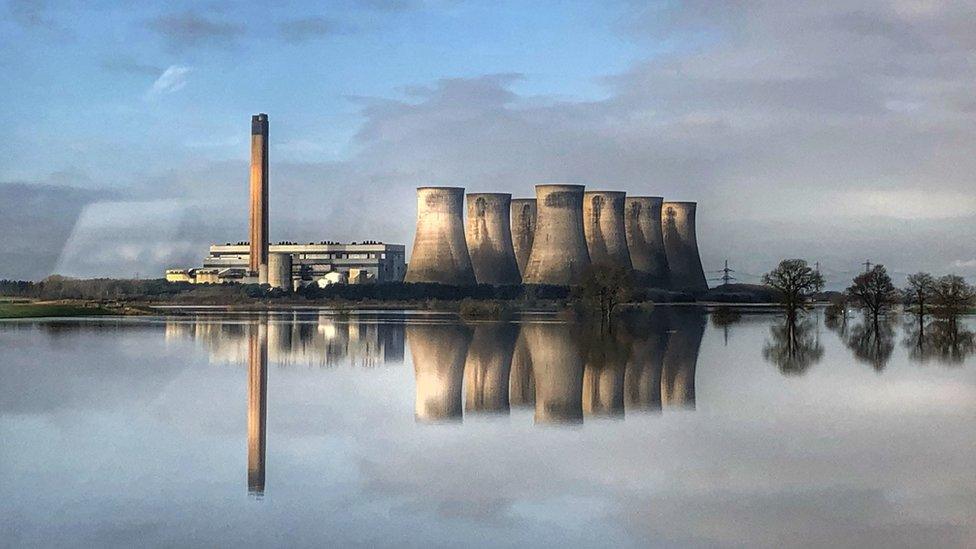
[249,114,269,283]
[247,322,268,496]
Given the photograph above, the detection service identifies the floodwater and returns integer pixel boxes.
[1,308,974,548]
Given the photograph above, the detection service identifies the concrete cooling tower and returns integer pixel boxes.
[583,191,632,270]
[409,324,472,422]
[521,185,591,286]
[661,201,708,293]
[267,252,292,290]
[465,193,521,285]
[463,323,518,413]
[510,198,537,278]
[625,196,670,288]
[523,322,585,424]
[405,187,476,285]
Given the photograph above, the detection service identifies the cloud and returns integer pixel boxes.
[147,11,242,52]
[145,65,191,98]
[100,57,162,76]
[277,17,338,44]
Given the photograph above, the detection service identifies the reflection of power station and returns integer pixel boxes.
[247,321,268,496]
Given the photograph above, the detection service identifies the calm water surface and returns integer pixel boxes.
[1,308,974,548]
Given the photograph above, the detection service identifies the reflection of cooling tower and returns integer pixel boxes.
[625,196,670,287]
[661,310,706,409]
[522,185,591,285]
[508,328,535,407]
[247,322,268,496]
[510,199,537,277]
[581,329,629,417]
[249,114,269,283]
[624,312,669,412]
[464,323,518,413]
[662,201,708,293]
[405,187,476,285]
[268,252,292,290]
[583,191,632,269]
[523,322,584,423]
[465,193,521,285]
[408,324,472,421]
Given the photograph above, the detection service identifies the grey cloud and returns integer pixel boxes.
[147,11,243,52]
[277,16,339,44]
[0,182,110,280]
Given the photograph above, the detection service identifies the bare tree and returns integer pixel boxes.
[761,259,824,321]
[577,264,633,328]
[931,274,976,326]
[846,265,899,325]
[904,272,936,318]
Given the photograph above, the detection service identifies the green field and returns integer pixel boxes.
[0,303,116,319]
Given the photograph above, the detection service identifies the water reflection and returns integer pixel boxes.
[464,323,518,414]
[836,317,897,371]
[408,323,472,422]
[661,311,706,409]
[762,317,824,375]
[246,322,268,497]
[903,318,976,366]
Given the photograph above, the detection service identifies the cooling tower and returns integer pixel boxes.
[583,191,632,270]
[405,187,476,286]
[465,193,521,285]
[249,114,269,283]
[623,311,669,412]
[408,323,472,422]
[625,196,670,287]
[510,198,537,277]
[463,323,518,413]
[523,322,585,423]
[247,321,268,496]
[662,201,708,293]
[508,328,535,407]
[521,185,591,286]
[267,252,292,290]
[661,309,706,409]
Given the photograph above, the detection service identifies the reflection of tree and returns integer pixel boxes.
[762,317,824,375]
[902,318,976,366]
[843,318,896,372]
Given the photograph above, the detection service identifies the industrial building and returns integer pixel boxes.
[404,187,476,285]
[165,113,406,290]
[202,242,406,286]
[662,201,708,292]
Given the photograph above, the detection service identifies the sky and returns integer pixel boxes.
[1,0,975,286]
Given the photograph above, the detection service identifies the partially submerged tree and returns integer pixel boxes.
[931,274,976,325]
[761,259,825,321]
[904,272,936,319]
[846,265,899,325]
[577,264,634,327]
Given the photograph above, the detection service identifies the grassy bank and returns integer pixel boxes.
[0,302,117,319]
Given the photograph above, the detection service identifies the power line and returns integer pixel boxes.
[708,258,737,285]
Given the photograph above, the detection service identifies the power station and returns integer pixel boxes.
[582,190,632,270]
[465,193,521,285]
[625,196,670,287]
[404,187,476,285]
[167,114,716,293]
[661,201,708,293]
[521,184,592,286]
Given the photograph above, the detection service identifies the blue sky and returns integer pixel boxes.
[2,0,976,284]
[2,1,648,183]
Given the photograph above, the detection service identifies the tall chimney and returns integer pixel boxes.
[249,113,269,283]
